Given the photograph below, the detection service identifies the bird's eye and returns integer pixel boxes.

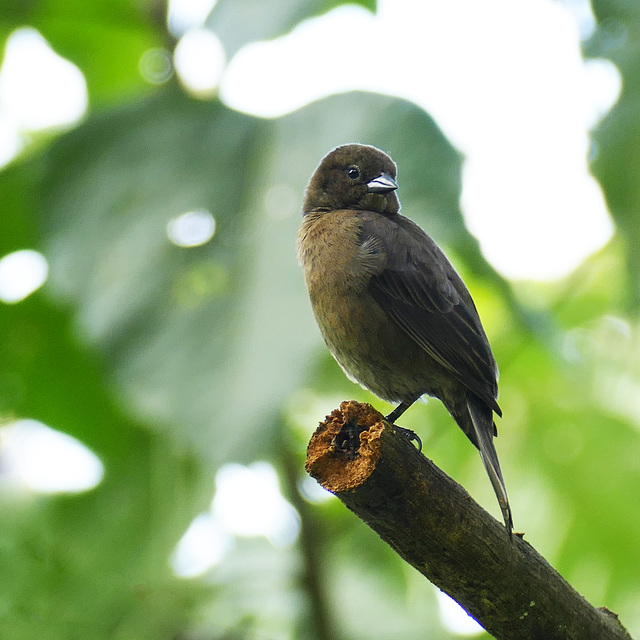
[346,167,360,180]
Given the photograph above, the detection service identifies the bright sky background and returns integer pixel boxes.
[214,0,619,281]
[0,1,624,634]
[0,0,620,284]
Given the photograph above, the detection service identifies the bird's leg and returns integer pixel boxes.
[385,397,422,452]
[385,400,414,424]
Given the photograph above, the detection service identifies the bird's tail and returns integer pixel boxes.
[466,393,513,534]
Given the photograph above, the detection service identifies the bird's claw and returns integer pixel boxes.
[390,424,422,452]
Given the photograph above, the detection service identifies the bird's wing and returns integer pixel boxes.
[359,214,501,415]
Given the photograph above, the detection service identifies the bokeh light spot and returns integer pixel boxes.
[583,58,621,129]
[174,28,226,97]
[212,462,300,547]
[168,0,219,37]
[171,513,233,577]
[0,249,49,303]
[170,462,300,578]
[139,48,174,84]
[0,116,23,168]
[167,209,216,247]
[0,419,104,493]
[0,27,87,131]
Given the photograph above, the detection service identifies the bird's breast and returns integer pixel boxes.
[298,209,383,353]
[297,210,377,295]
[298,210,431,402]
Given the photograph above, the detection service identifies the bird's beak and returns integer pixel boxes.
[366,172,398,194]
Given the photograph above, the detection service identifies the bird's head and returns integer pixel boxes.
[303,143,400,216]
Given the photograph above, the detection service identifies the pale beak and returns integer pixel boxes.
[366,172,398,194]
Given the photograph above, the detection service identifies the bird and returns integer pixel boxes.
[297,143,512,533]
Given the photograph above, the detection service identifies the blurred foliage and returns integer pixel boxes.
[0,0,163,104]
[1,0,640,639]
[586,0,640,308]
[208,0,376,57]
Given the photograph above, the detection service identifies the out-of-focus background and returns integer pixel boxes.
[1,0,639,638]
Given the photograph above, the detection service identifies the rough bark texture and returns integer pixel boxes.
[306,400,633,640]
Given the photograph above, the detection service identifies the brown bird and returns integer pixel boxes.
[297,143,512,532]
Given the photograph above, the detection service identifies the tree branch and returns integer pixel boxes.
[305,400,633,640]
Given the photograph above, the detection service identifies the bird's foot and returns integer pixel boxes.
[388,423,422,453]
